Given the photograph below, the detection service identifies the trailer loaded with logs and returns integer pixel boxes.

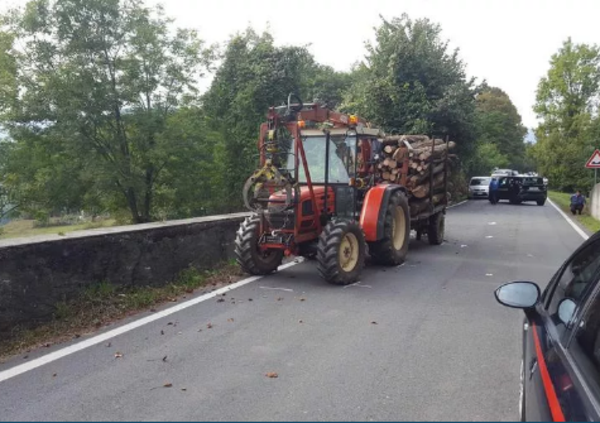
[234,94,456,285]
[375,134,455,242]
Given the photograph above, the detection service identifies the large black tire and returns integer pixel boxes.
[369,191,410,265]
[317,220,366,285]
[428,212,445,245]
[234,215,283,275]
[537,199,546,206]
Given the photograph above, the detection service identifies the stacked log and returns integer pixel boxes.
[376,135,456,216]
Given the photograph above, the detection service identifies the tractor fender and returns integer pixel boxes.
[360,183,407,242]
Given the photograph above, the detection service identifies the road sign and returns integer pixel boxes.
[585,149,600,168]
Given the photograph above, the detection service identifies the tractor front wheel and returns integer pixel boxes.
[234,215,283,275]
[369,191,410,265]
[317,220,366,285]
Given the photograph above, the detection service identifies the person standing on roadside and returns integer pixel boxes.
[488,177,500,204]
[570,190,586,215]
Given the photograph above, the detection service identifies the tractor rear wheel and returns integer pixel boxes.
[369,191,410,265]
[234,215,283,275]
[317,220,366,285]
[428,212,445,245]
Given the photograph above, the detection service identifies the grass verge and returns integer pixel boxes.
[0,261,244,362]
[0,219,117,240]
[549,191,600,234]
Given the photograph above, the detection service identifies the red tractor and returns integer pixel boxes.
[234,95,436,285]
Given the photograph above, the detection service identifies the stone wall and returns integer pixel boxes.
[591,183,600,221]
[0,213,249,338]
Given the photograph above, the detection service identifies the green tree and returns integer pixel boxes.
[343,14,477,163]
[473,85,527,172]
[0,0,213,222]
[469,142,509,176]
[533,38,600,191]
[203,29,349,211]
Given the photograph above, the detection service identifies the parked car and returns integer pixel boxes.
[493,176,547,206]
[494,230,600,421]
[468,176,491,199]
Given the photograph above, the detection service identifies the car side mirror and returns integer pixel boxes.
[494,281,541,309]
[558,298,577,327]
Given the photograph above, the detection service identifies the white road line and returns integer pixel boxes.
[447,200,468,209]
[548,198,589,241]
[0,260,302,384]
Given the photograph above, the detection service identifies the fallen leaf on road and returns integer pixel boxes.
[160,330,164,335]
[222,293,227,296]
[299,320,303,324]
[42,343,52,348]
[163,383,173,388]
[217,298,225,303]
[167,322,174,326]
[197,329,202,332]
[105,342,112,347]
[73,334,81,339]
[277,297,284,301]
[181,388,187,392]
[299,298,306,302]
[371,321,378,325]
[114,352,124,358]
[265,372,278,378]
[150,308,157,312]
[52,373,57,377]
[227,318,234,322]
[185,288,194,294]
[23,355,28,359]
[162,356,168,362]
[207,323,213,329]
[248,298,253,301]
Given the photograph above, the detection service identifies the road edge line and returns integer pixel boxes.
[447,200,468,209]
[548,198,589,241]
[0,259,303,384]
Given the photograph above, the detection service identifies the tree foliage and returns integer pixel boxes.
[0,0,213,222]
[532,38,600,191]
[344,14,477,164]
[0,4,536,223]
[473,84,527,174]
[203,29,351,211]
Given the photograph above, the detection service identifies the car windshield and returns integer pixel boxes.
[470,177,490,186]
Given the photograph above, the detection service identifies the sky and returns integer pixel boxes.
[142,0,600,131]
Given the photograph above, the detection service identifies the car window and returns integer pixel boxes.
[546,240,600,326]
[568,287,600,403]
[470,178,490,186]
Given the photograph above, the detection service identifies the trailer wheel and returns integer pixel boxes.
[428,212,445,245]
[369,191,410,265]
[234,215,283,275]
[317,220,366,285]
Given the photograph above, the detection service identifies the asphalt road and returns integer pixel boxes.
[0,199,589,421]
